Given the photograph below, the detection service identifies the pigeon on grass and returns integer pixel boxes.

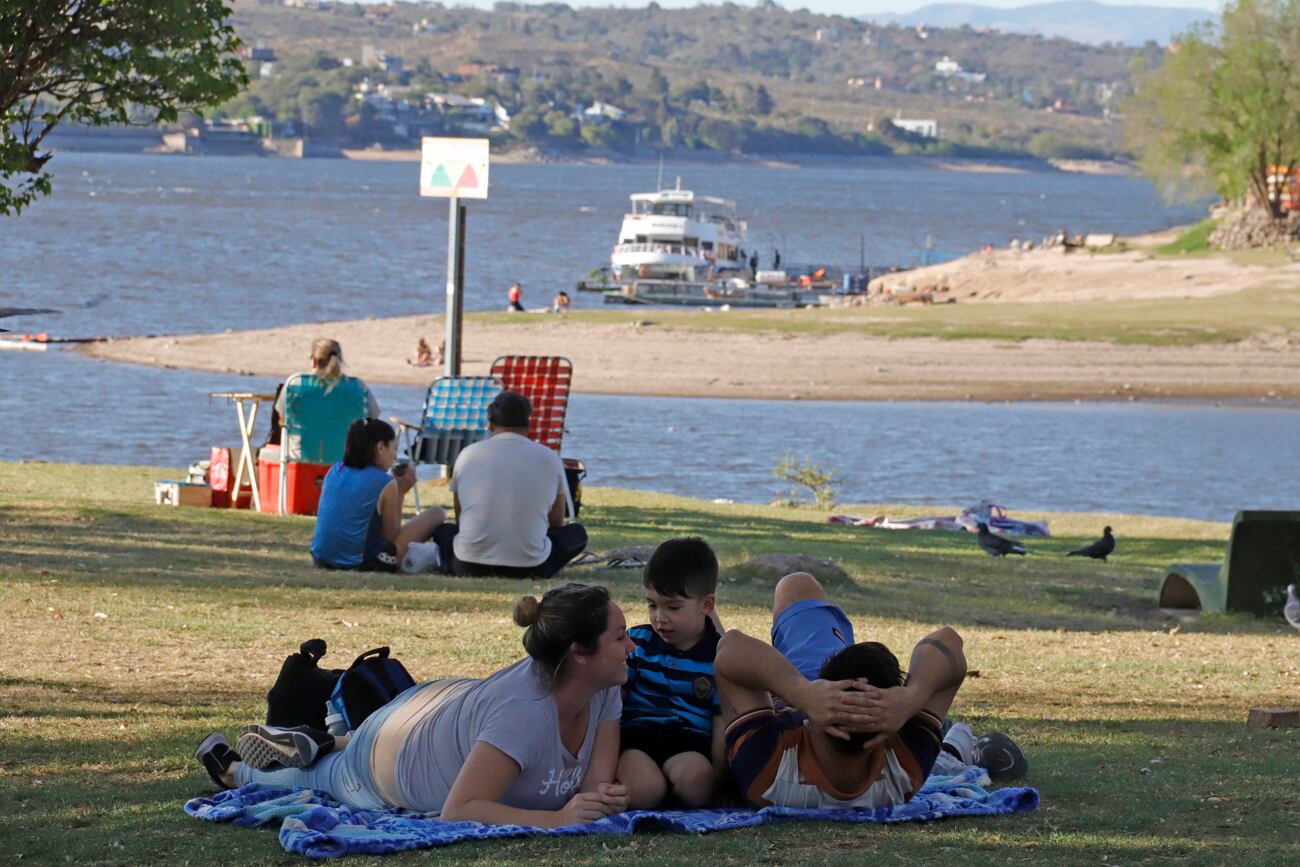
[1067,526,1116,561]
[1285,584,1300,632]
[977,522,1027,557]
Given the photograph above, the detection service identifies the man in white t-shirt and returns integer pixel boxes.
[432,391,587,578]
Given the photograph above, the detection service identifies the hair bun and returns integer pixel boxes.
[513,595,541,628]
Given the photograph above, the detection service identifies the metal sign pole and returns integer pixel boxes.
[445,196,464,375]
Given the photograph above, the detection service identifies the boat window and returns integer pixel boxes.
[701,241,713,250]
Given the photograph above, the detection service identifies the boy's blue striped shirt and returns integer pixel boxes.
[622,618,720,737]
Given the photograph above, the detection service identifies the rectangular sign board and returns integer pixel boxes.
[420,137,490,199]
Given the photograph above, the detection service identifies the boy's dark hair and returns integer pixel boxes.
[818,641,904,753]
[643,537,718,599]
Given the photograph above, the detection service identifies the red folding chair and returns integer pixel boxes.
[489,355,573,452]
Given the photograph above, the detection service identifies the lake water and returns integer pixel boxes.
[1,151,1205,336]
[5,349,1295,522]
[6,152,1291,522]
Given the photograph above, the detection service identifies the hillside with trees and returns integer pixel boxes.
[217,0,1158,160]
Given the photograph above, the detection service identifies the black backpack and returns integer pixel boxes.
[265,639,345,730]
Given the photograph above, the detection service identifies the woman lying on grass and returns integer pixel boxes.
[196,584,633,827]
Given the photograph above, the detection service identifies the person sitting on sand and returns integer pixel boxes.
[266,338,379,450]
[507,282,524,312]
[431,391,587,579]
[310,418,444,572]
[552,290,571,314]
[413,338,434,367]
[717,572,1026,809]
[195,584,631,828]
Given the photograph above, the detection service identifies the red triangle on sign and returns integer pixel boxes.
[456,163,478,190]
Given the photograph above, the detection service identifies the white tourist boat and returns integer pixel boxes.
[610,182,748,281]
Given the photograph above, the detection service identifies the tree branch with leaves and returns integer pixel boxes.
[1124,0,1300,222]
[1,0,248,215]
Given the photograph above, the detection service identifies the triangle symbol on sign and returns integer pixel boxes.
[456,163,478,189]
[428,163,452,187]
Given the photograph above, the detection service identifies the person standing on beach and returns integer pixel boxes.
[507,282,524,312]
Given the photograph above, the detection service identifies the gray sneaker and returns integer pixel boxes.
[236,724,335,770]
[972,732,1028,781]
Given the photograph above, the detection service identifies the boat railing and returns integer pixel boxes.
[612,242,702,258]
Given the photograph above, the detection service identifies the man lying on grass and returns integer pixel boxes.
[718,572,1026,809]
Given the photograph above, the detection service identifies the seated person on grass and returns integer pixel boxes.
[432,391,587,579]
[195,584,631,828]
[717,572,1026,809]
[311,419,445,573]
[617,537,725,808]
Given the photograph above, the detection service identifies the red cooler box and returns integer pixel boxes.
[258,459,331,515]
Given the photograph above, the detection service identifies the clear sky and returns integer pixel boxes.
[408,0,1222,15]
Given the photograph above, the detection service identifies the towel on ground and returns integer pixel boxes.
[185,766,1038,858]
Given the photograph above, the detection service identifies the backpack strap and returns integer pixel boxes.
[349,646,390,668]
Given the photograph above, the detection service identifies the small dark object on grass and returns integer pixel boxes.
[977,523,1027,557]
[1246,707,1299,729]
[1067,526,1115,561]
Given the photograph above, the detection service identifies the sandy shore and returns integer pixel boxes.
[83,316,1300,404]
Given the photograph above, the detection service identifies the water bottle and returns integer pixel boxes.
[325,704,348,737]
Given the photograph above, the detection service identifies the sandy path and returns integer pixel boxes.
[82,314,1300,403]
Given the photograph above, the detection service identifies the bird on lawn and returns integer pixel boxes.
[1067,526,1116,561]
[977,522,1027,557]
[1285,584,1300,632]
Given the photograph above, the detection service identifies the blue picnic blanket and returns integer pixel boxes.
[185,767,1038,859]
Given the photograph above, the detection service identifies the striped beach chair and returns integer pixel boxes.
[489,355,573,452]
[392,375,502,510]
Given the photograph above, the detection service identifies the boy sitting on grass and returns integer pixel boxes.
[617,537,725,808]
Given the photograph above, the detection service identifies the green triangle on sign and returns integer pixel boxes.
[428,163,452,187]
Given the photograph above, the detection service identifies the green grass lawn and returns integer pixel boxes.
[1154,220,1218,257]
[472,284,1300,346]
[2,463,1297,865]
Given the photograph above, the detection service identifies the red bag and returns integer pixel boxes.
[209,446,251,509]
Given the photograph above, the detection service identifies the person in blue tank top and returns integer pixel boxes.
[311,419,445,571]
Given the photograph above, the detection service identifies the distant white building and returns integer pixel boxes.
[581,101,626,122]
[427,93,510,132]
[892,118,938,139]
[815,27,840,43]
[935,56,988,83]
[362,45,403,74]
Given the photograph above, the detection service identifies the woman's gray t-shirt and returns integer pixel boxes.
[394,658,622,813]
